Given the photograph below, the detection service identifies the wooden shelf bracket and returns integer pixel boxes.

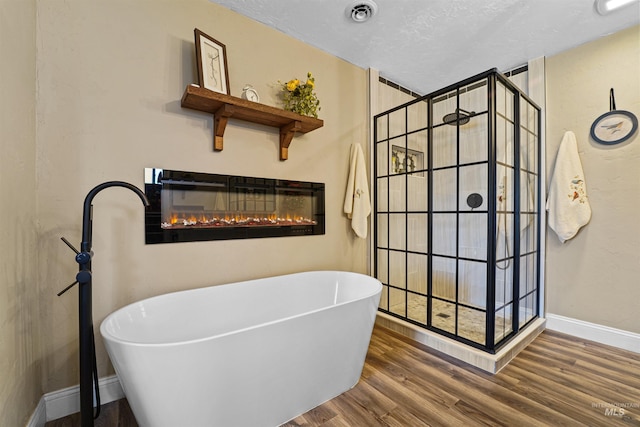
[279,121,302,160]
[213,104,235,151]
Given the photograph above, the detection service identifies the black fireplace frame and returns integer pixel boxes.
[144,168,325,244]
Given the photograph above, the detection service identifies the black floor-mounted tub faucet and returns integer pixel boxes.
[58,181,149,427]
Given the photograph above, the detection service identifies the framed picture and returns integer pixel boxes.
[391,145,424,176]
[194,28,230,95]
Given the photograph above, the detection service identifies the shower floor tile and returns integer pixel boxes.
[389,295,507,346]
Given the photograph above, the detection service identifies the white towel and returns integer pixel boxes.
[546,131,592,243]
[344,143,371,238]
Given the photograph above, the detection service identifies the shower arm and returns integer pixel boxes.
[60,181,149,427]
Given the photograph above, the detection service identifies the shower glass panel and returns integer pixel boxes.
[374,69,541,353]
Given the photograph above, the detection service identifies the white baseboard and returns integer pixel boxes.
[26,396,46,427]
[546,313,640,353]
[41,375,124,423]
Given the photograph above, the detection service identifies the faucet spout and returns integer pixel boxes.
[81,181,149,253]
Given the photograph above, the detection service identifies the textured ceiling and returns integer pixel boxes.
[209,0,639,94]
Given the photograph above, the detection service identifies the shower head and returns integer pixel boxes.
[443,108,475,126]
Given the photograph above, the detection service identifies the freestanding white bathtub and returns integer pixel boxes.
[100,271,382,427]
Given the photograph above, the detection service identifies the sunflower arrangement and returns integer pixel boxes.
[279,72,321,118]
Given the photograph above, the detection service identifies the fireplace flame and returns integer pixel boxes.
[161,212,317,229]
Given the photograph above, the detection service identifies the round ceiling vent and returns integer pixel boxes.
[346,0,378,23]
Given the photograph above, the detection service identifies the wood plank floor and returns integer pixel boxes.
[46,325,640,426]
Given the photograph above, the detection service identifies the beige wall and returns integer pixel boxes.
[34,0,368,395]
[545,25,640,333]
[0,0,42,425]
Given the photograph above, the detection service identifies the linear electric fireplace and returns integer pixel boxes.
[144,168,325,244]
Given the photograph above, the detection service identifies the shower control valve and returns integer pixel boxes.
[57,237,93,297]
[61,236,80,255]
[75,251,92,266]
[56,270,92,297]
[76,270,92,285]
[60,237,93,265]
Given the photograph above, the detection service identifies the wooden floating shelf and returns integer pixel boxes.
[181,85,323,160]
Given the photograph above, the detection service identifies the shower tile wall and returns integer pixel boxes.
[374,70,540,353]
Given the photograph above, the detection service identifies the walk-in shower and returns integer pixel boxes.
[374,69,541,353]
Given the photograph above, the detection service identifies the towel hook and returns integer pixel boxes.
[610,88,616,111]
